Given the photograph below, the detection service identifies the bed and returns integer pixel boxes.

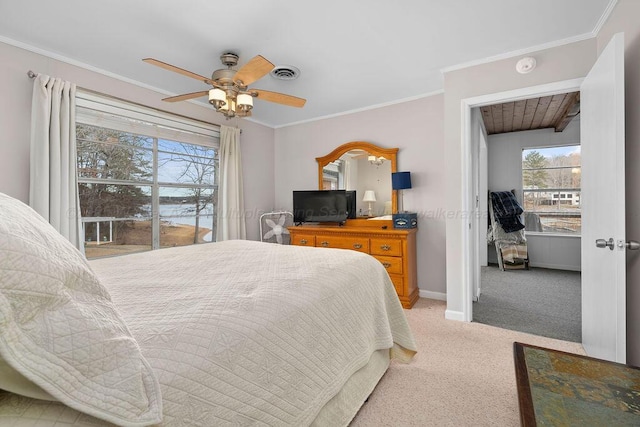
[0,193,417,426]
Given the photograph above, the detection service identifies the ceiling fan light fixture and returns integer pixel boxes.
[220,98,236,116]
[237,93,253,112]
[208,88,226,108]
[144,53,306,120]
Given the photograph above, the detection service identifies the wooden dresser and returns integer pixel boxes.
[289,220,418,308]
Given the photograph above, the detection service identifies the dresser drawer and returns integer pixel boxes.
[292,234,315,246]
[389,274,404,296]
[374,255,403,275]
[370,238,403,257]
[316,235,370,253]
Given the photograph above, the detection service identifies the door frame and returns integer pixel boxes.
[460,78,584,322]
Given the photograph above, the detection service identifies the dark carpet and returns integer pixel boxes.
[473,266,581,342]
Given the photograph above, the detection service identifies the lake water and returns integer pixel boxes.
[147,204,214,242]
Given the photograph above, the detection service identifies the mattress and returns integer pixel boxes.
[0,240,416,426]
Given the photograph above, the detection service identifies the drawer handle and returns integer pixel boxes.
[380,244,391,251]
[382,262,392,268]
[320,241,329,247]
[300,239,308,245]
[353,243,363,249]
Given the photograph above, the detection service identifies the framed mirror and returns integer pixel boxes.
[316,141,399,216]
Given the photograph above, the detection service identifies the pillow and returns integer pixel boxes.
[0,356,56,401]
[0,193,162,426]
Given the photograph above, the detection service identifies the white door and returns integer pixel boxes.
[581,33,626,363]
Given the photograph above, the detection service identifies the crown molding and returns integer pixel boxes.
[592,0,619,35]
[440,32,594,74]
[274,89,444,129]
[0,35,186,99]
[441,0,618,75]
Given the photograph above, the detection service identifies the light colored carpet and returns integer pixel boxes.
[350,298,585,427]
[474,266,581,342]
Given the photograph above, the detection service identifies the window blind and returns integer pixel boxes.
[76,91,220,148]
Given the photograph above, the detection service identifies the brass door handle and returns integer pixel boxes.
[382,262,392,268]
[353,243,363,249]
[300,239,308,245]
[320,241,329,247]
[380,244,391,251]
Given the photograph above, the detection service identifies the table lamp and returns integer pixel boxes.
[362,190,376,217]
[392,171,412,212]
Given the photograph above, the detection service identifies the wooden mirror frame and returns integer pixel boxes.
[316,141,399,214]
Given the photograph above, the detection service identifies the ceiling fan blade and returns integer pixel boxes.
[233,55,274,86]
[251,89,306,108]
[143,58,213,85]
[162,91,209,103]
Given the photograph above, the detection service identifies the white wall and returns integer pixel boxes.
[443,38,596,319]
[597,0,640,365]
[275,94,446,296]
[486,117,581,271]
[0,41,276,241]
[355,158,392,216]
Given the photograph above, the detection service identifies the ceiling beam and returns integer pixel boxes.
[553,92,580,132]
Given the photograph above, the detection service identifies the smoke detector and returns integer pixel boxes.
[270,65,300,80]
[516,57,536,74]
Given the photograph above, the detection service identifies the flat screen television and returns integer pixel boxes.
[293,190,354,224]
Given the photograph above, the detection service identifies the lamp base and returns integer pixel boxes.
[392,212,417,229]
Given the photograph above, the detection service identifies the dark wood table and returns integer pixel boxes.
[513,342,640,426]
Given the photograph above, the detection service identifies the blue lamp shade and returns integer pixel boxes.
[392,172,412,190]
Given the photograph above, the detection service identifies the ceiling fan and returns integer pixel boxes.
[143,53,306,119]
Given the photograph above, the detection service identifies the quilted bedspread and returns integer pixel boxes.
[1,240,416,426]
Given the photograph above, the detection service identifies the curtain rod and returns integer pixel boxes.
[25,69,232,132]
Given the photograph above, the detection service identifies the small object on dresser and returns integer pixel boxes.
[393,212,417,229]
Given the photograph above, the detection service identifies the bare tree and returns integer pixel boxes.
[76,124,152,241]
[158,142,216,244]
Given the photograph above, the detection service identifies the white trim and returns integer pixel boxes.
[0,35,185,100]
[76,91,220,148]
[441,0,617,75]
[529,262,581,272]
[525,232,582,238]
[441,33,594,74]
[593,0,619,36]
[0,34,439,130]
[459,79,584,323]
[462,79,584,108]
[419,290,446,301]
[274,90,444,129]
[77,91,219,137]
[0,35,272,129]
[444,309,465,321]
[461,103,473,322]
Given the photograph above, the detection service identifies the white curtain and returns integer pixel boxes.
[216,125,246,241]
[29,74,83,252]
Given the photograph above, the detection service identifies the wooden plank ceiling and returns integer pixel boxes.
[481,91,580,135]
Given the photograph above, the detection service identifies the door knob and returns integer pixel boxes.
[596,238,615,250]
[626,240,640,250]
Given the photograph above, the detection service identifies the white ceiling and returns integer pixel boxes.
[0,0,613,128]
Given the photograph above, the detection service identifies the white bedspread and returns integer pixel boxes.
[0,240,416,426]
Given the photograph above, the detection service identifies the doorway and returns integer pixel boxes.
[471,95,582,341]
[460,78,584,323]
[459,33,626,363]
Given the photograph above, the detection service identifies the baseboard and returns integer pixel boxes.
[444,309,465,321]
[529,262,581,272]
[419,289,447,301]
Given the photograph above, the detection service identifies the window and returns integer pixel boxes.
[76,92,219,259]
[522,145,581,235]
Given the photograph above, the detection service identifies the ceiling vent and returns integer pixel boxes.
[270,65,300,81]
